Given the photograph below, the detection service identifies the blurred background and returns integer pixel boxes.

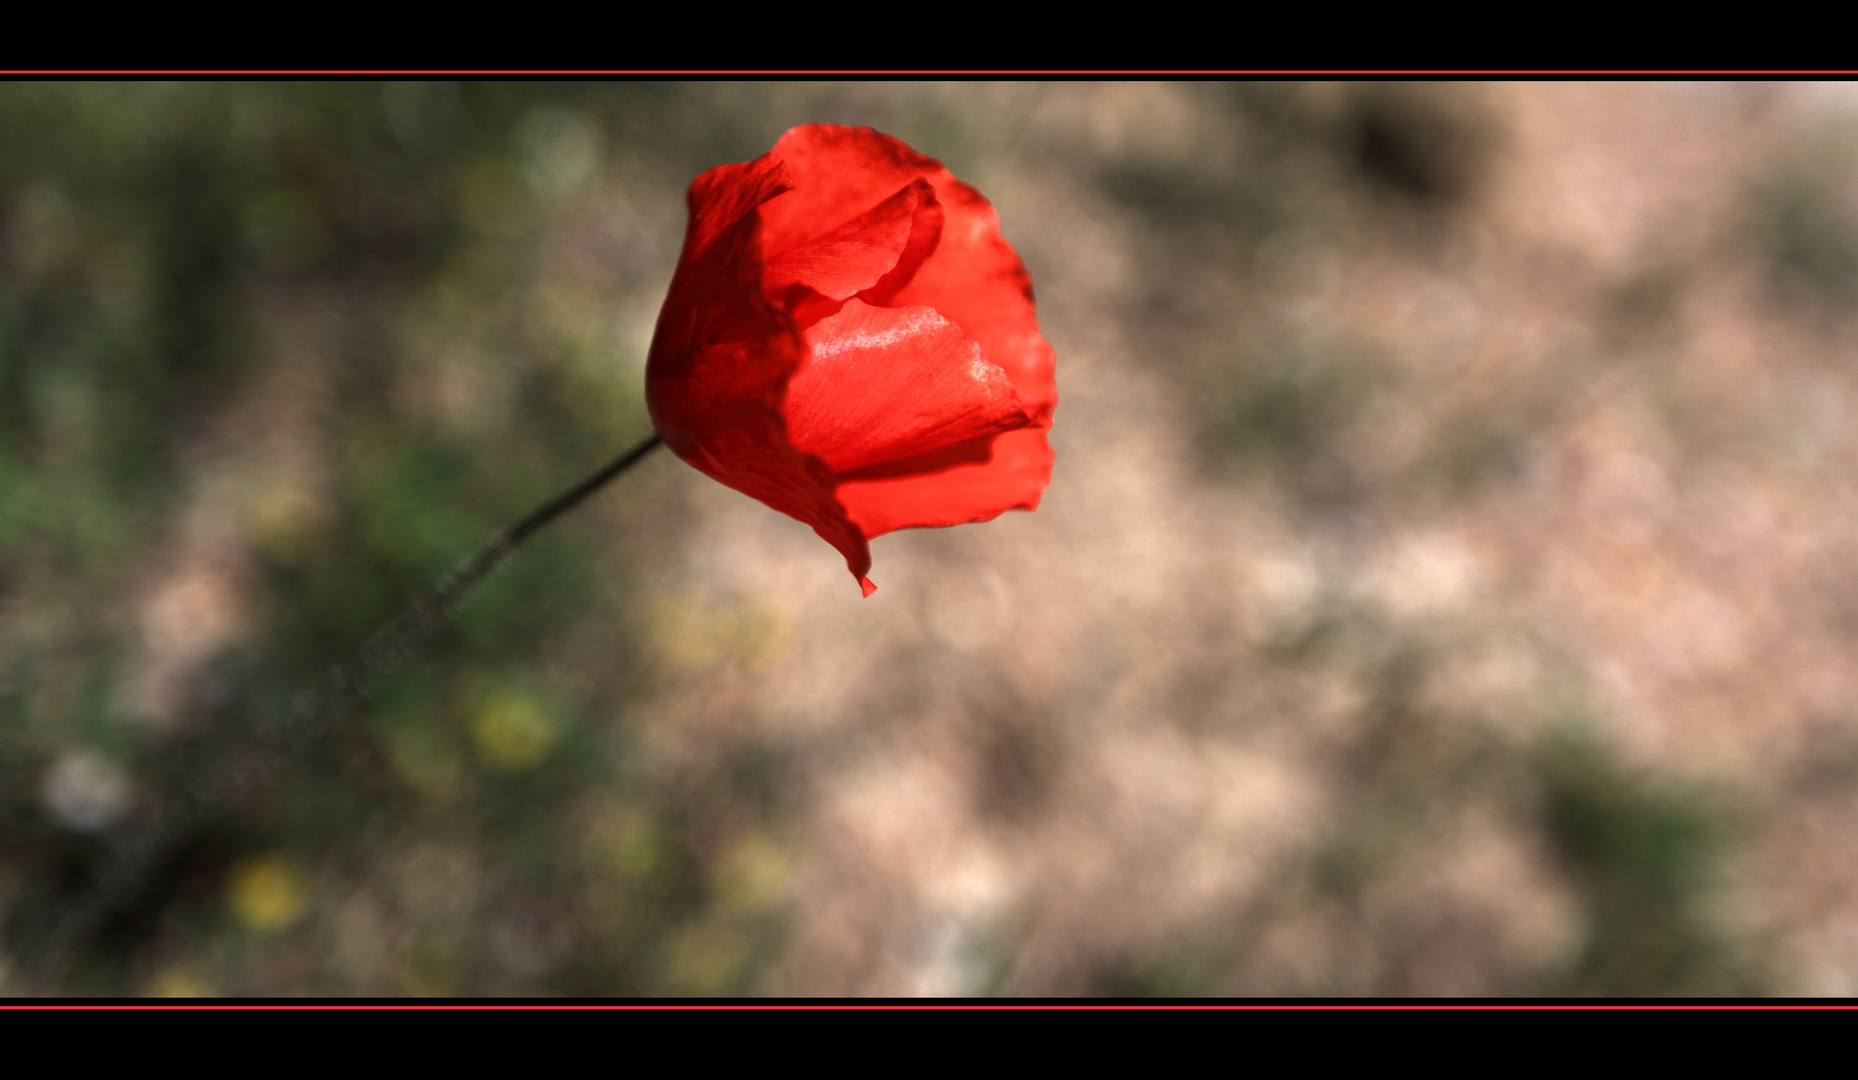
[4,81,1858,996]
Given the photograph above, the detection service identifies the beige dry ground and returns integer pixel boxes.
[621,83,1858,994]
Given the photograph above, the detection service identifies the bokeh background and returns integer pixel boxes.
[6,81,1858,996]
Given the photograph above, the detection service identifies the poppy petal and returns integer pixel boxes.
[784,299,1032,476]
[763,179,935,306]
[889,181,1056,427]
[762,125,1055,426]
[648,125,1055,597]
[684,154,794,264]
[758,126,941,258]
[858,183,944,307]
[837,426,1054,539]
[647,148,874,592]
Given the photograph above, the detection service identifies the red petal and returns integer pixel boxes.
[647,149,874,590]
[764,125,1056,425]
[859,184,944,307]
[649,126,1057,598]
[683,154,794,264]
[837,426,1053,539]
[763,179,933,306]
[758,126,942,259]
[783,299,1032,476]
[890,182,1056,428]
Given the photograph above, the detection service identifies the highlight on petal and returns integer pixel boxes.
[783,299,1032,476]
[888,183,1056,426]
[760,125,1055,426]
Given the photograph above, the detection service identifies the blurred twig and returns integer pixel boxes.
[31,432,665,976]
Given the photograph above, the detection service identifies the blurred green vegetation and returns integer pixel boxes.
[0,82,805,995]
[1753,127,1858,310]
[1537,727,1755,995]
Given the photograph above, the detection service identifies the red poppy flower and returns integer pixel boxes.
[646,124,1057,596]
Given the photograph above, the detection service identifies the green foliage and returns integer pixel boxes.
[1753,132,1858,308]
[0,82,785,996]
[1536,727,1754,996]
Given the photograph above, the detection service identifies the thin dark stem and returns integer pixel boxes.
[33,432,665,975]
[440,431,666,605]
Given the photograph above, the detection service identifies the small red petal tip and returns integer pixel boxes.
[860,577,878,598]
